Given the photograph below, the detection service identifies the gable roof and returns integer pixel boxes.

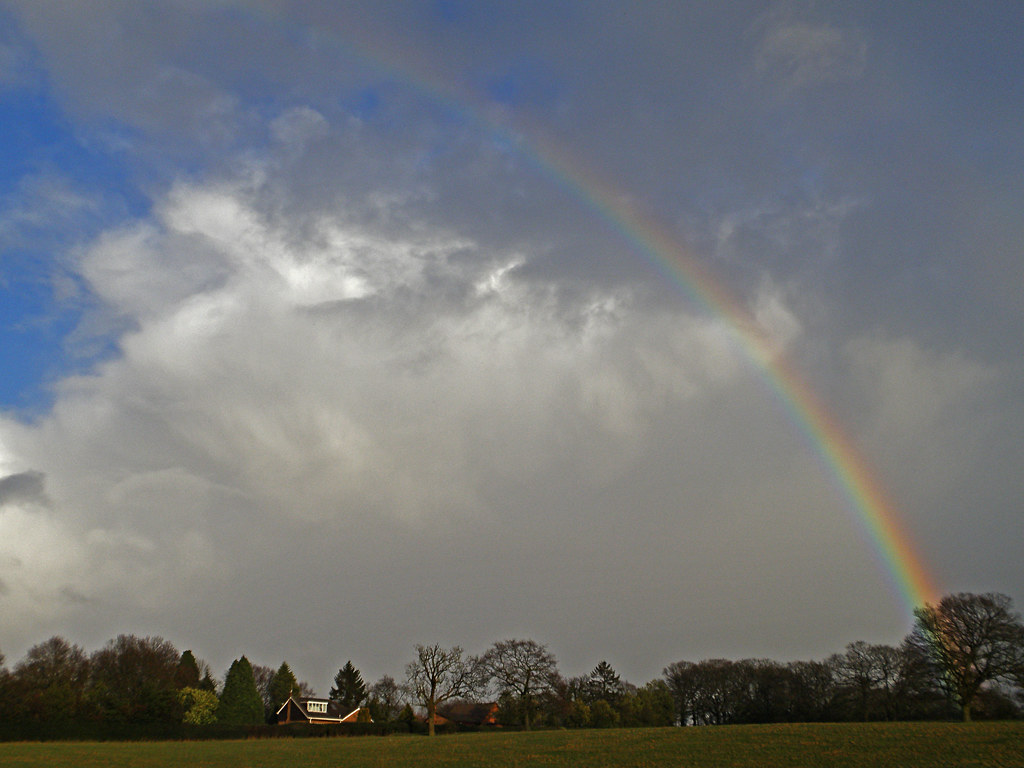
[276,696,365,724]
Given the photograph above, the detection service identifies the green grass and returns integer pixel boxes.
[0,722,1022,768]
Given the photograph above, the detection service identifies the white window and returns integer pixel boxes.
[307,701,328,714]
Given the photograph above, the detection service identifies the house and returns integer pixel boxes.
[276,695,370,724]
[437,701,500,726]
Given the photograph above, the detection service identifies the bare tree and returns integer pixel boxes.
[685,659,748,725]
[830,641,888,721]
[480,638,558,729]
[369,674,404,722]
[404,644,481,736]
[89,634,180,723]
[16,636,90,691]
[786,660,836,722]
[911,592,1024,721]
[251,663,277,720]
[663,660,698,725]
[14,636,90,720]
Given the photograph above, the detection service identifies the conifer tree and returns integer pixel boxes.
[175,650,201,689]
[589,660,625,703]
[269,662,299,711]
[216,656,265,725]
[330,660,367,712]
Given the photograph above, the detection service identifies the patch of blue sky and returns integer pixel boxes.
[0,88,66,194]
[2,62,149,217]
[1,87,143,417]
[433,0,470,24]
[345,87,381,121]
[0,243,127,418]
[0,257,78,416]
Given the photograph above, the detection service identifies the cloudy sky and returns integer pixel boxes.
[1,1,1022,691]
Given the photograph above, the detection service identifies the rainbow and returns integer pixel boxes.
[524,136,941,616]
[255,9,941,616]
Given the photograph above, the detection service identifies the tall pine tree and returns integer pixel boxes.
[269,661,299,711]
[329,660,367,711]
[175,650,201,689]
[589,660,625,703]
[216,656,265,725]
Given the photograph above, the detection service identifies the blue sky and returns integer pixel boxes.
[0,1,1022,690]
[0,38,145,412]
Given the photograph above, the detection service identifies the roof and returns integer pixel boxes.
[437,701,499,725]
[276,696,365,724]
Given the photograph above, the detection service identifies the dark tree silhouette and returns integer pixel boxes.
[480,638,558,729]
[216,656,264,725]
[269,661,299,715]
[13,636,90,721]
[404,644,480,736]
[588,660,625,703]
[88,635,180,723]
[330,660,368,712]
[911,592,1024,721]
[368,674,403,722]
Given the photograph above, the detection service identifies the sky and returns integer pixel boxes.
[0,1,1022,693]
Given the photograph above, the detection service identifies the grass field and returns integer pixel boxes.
[0,722,1021,768]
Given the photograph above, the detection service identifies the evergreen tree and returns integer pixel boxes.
[589,661,625,703]
[398,702,416,728]
[330,660,367,711]
[269,662,298,711]
[175,650,201,689]
[198,670,218,693]
[216,656,265,725]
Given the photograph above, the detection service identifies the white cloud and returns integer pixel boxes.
[0,439,160,639]
[0,162,803,666]
[271,106,331,149]
[753,278,802,352]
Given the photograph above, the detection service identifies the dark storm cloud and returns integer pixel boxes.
[0,470,46,506]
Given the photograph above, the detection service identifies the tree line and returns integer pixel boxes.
[0,592,1021,739]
